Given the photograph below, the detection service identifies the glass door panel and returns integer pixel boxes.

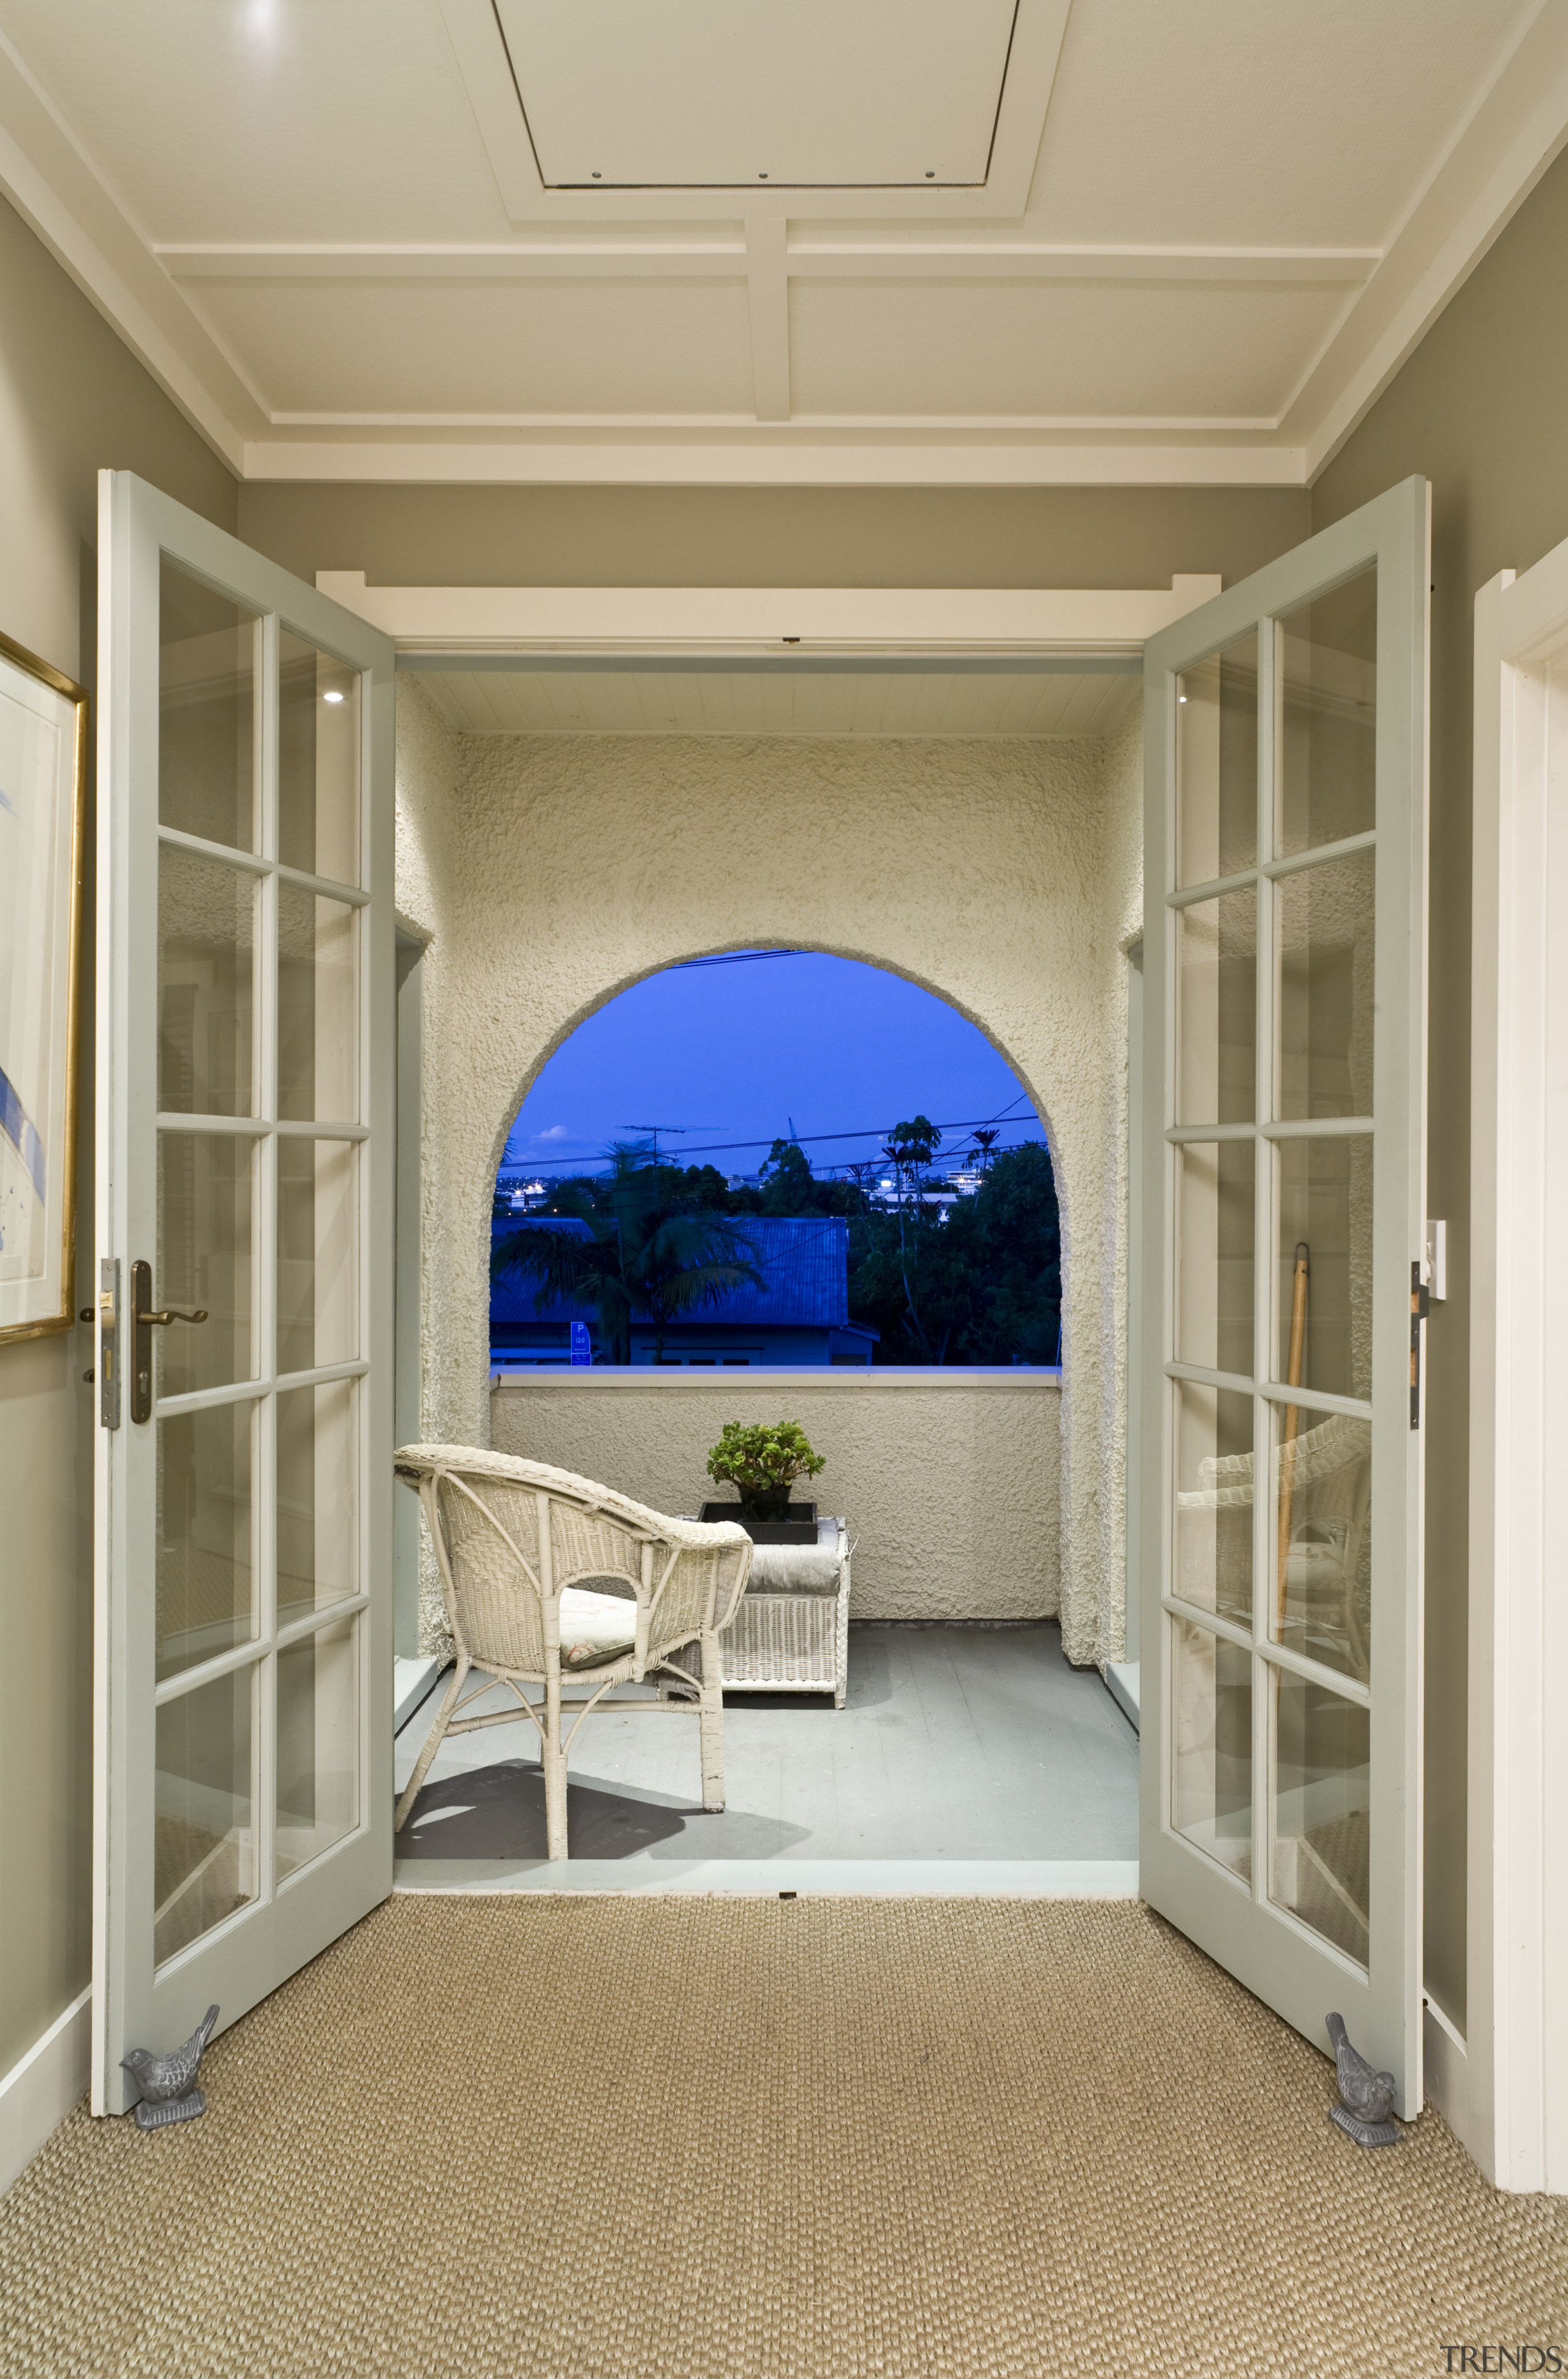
[96,471,394,2116]
[1177,632,1259,888]
[153,1667,256,1966]
[277,1139,358,1373]
[279,632,361,886]
[157,562,258,853]
[1276,571,1379,856]
[1175,1140,1254,1376]
[1173,1379,1254,1629]
[1141,480,1428,2113]
[276,1616,360,1885]
[278,889,358,1124]
[1273,1137,1374,1398]
[157,848,257,1117]
[1175,889,1257,1125]
[156,1400,256,1681]
[156,1131,257,1393]
[1172,1617,1253,1883]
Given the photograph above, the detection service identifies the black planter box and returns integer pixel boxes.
[699,1500,818,1546]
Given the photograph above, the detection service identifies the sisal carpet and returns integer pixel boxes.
[1,1896,1562,2377]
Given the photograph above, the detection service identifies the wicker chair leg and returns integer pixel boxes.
[543,1663,569,1860]
[394,1654,469,1831]
[698,1628,725,1811]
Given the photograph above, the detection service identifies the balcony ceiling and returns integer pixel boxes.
[0,0,1561,486]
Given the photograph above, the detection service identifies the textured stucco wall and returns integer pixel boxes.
[489,1378,1061,1621]
[395,682,1140,1665]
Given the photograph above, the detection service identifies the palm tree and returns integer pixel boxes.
[491,1142,763,1365]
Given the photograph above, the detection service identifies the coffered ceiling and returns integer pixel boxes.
[0,0,1564,487]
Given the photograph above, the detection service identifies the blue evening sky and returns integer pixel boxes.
[502,951,1044,1182]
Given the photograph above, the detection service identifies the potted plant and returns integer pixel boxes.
[704,1420,825,1538]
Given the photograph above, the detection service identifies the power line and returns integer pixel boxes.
[500,1110,1047,1177]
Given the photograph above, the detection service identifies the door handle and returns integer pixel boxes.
[129,1259,208,1424]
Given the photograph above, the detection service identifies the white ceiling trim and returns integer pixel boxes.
[1283,0,1568,477]
[313,571,1222,658]
[0,26,265,465]
[265,441,1303,487]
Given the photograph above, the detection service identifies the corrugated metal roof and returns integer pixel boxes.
[491,1214,848,1329]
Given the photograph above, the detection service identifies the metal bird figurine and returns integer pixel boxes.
[1325,2011,1401,2148]
[121,2004,220,2131]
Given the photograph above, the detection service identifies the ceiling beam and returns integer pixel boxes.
[250,441,1306,488]
[745,219,791,424]
[154,240,1374,288]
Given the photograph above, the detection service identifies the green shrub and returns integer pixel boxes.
[706,1420,825,1520]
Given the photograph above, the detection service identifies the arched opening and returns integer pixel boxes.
[488,947,1063,1373]
[394,940,1134,1875]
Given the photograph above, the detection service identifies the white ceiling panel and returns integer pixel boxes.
[0,0,1552,475]
[193,277,755,417]
[0,0,511,241]
[415,668,1143,738]
[789,279,1346,421]
[1023,0,1536,246]
[493,0,1017,188]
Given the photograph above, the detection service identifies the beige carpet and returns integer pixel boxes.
[1,1897,1563,2378]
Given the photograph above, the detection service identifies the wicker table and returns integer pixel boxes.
[668,1517,851,1707]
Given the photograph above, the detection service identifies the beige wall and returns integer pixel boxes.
[1312,142,1568,2033]
[237,481,1309,596]
[396,683,1141,1669]
[489,1376,1062,1622]
[0,195,236,2084]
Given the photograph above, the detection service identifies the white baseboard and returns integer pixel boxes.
[1106,1661,1140,1730]
[394,1656,443,1733]
[0,1986,91,2198]
[1422,1994,1487,2175]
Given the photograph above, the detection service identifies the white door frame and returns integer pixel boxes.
[1464,544,1568,2192]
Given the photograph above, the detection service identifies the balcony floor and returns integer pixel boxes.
[394,1621,1138,1891]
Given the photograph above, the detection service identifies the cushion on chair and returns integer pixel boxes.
[559,1588,638,1671]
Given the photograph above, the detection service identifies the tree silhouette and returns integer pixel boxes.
[492,1142,762,1365]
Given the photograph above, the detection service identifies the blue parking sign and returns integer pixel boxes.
[570,1321,590,1367]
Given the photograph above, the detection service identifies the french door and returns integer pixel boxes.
[92,473,396,2115]
[1139,479,1429,2113]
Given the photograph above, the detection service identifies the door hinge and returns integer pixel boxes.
[1410,1259,1430,1430]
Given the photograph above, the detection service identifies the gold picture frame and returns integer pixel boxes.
[0,625,89,1346]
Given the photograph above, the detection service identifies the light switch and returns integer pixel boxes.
[1424,1220,1447,1302]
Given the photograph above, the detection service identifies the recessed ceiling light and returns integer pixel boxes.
[324,690,345,704]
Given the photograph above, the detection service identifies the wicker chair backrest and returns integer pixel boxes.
[399,1447,751,1681]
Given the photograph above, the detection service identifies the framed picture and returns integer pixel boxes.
[0,628,88,1344]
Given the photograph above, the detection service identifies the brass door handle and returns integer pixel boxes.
[129,1259,209,1423]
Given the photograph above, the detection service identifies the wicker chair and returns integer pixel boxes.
[393,1445,753,1860]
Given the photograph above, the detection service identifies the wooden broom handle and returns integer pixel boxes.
[1276,1243,1310,1631]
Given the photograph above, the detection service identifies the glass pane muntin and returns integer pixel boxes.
[1162,564,1381,1921]
[150,568,371,1953]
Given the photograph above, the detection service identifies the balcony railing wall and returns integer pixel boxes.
[489,1369,1063,1624]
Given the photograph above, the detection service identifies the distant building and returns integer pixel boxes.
[491,1214,878,1367]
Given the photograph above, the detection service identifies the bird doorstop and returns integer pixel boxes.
[1325,2011,1402,2148]
[121,2004,219,2130]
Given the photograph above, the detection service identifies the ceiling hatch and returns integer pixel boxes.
[492,0,1021,189]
